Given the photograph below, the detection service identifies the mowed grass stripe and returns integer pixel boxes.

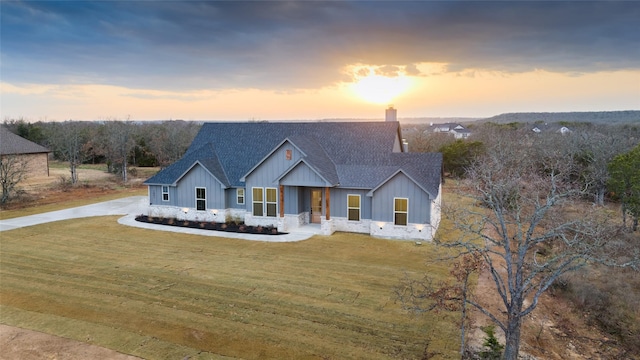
[1,217,460,359]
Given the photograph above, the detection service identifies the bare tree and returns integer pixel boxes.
[0,154,30,204]
[569,129,637,206]
[97,120,136,182]
[396,252,484,357]
[46,121,91,184]
[146,121,200,167]
[432,141,638,359]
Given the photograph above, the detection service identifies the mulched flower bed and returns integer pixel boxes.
[135,215,287,235]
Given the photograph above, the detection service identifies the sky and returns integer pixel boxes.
[1,1,639,121]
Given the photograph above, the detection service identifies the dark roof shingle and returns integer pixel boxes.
[1,126,50,155]
[145,121,441,197]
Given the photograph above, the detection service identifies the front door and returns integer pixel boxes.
[310,189,322,224]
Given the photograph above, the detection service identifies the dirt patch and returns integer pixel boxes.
[0,325,141,360]
[1,167,147,212]
[23,167,115,189]
[466,232,634,359]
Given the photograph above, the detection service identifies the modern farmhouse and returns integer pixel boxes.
[144,120,442,240]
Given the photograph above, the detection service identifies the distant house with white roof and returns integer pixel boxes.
[426,123,472,139]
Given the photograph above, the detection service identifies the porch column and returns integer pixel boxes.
[325,187,330,220]
[279,185,285,218]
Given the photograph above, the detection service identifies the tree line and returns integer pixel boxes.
[3,119,201,184]
[404,121,640,231]
[399,121,639,359]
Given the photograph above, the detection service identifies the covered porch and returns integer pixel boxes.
[276,185,335,235]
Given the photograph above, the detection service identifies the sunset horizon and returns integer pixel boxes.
[1,1,638,122]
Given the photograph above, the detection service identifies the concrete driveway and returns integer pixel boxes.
[0,196,148,232]
[0,196,317,242]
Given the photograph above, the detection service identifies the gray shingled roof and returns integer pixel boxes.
[145,121,441,198]
[287,134,339,185]
[1,126,50,155]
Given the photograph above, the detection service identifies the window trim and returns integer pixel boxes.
[196,187,206,211]
[394,197,408,226]
[347,194,361,221]
[252,187,278,217]
[237,188,245,205]
[161,185,169,202]
[265,187,278,217]
[252,187,264,216]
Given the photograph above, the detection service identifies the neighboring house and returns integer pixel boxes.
[144,121,443,241]
[0,126,50,177]
[531,123,573,135]
[427,123,472,139]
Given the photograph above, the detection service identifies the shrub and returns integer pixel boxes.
[479,325,504,360]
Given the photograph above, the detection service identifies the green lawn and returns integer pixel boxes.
[0,217,461,359]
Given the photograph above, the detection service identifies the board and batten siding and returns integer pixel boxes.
[330,188,372,220]
[174,164,225,209]
[282,186,301,214]
[280,162,330,187]
[245,142,304,189]
[225,188,246,210]
[245,142,329,211]
[371,172,431,224]
[149,184,172,206]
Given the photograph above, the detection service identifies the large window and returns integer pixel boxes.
[252,187,263,216]
[266,188,277,217]
[252,187,277,217]
[347,194,360,221]
[162,186,169,201]
[196,187,206,211]
[237,188,245,205]
[394,198,408,226]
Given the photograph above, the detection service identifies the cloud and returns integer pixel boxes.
[1,1,638,91]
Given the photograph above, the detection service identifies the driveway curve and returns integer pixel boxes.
[0,196,316,242]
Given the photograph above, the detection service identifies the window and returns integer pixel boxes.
[252,187,263,216]
[196,188,206,211]
[252,187,277,217]
[266,188,277,217]
[162,186,169,201]
[237,188,245,205]
[394,198,408,226]
[347,194,360,221]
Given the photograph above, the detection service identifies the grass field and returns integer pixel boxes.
[0,162,154,219]
[0,216,461,359]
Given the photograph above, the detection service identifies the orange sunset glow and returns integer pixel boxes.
[1,2,638,121]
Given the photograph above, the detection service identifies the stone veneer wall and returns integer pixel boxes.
[244,214,279,228]
[331,217,371,235]
[148,205,242,224]
[369,221,434,241]
[277,213,306,233]
[147,205,436,241]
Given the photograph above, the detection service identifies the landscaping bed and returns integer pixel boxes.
[134,214,287,235]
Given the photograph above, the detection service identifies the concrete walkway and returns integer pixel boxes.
[0,196,318,242]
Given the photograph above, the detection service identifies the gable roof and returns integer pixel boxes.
[429,123,466,131]
[284,135,339,185]
[530,123,572,134]
[145,121,442,198]
[1,126,50,156]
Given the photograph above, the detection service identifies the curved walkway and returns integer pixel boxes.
[0,196,317,242]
